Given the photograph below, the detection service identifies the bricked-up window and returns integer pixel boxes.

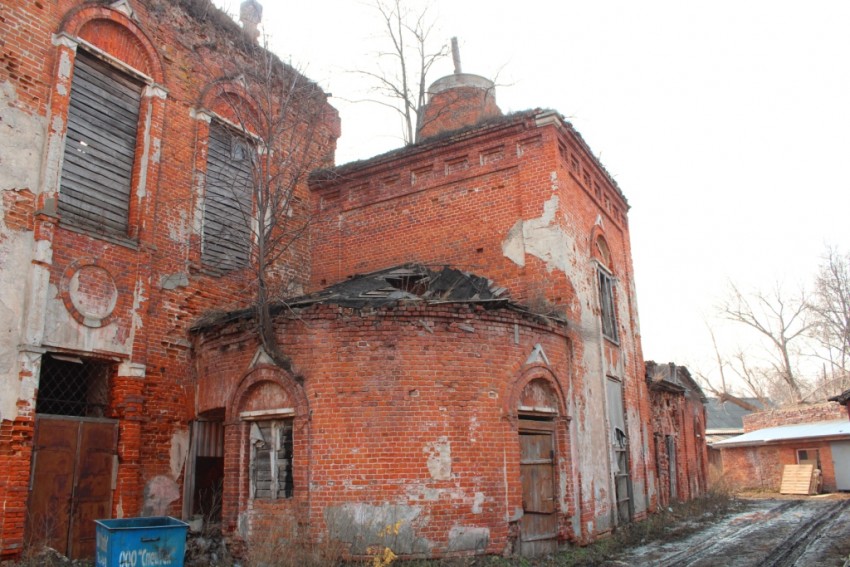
[36,354,111,417]
[598,270,619,343]
[249,420,293,499]
[59,50,142,236]
[202,120,255,271]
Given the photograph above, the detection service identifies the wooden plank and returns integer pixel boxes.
[59,50,141,236]
[780,464,816,495]
[202,120,254,270]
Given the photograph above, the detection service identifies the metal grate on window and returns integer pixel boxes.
[36,354,111,417]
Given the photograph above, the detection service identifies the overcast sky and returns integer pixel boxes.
[213,0,850,389]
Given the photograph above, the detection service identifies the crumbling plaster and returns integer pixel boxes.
[499,174,646,533]
[42,283,133,354]
[0,81,46,422]
[323,503,433,555]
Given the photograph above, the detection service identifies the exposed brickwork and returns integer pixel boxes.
[193,302,576,554]
[0,0,336,558]
[0,0,704,560]
[721,442,840,492]
[309,104,655,542]
[718,402,849,494]
[743,403,848,432]
[2,189,35,232]
[417,75,501,141]
[646,362,709,507]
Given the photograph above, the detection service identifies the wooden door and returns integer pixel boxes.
[519,422,557,556]
[28,416,117,559]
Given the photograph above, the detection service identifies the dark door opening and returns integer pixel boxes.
[184,417,225,522]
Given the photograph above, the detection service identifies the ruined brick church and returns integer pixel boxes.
[0,0,707,560]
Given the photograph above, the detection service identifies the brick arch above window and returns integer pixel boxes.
[59,4,164,84]
[199,80,263,136]
[226,365,309,424]
[504,363,570,421]
[590,226,614,272]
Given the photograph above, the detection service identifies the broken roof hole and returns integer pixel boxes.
[385,274,429,296]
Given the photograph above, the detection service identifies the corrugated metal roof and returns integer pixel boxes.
[714,420,850,448]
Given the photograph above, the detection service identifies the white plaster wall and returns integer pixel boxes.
[501,174,615,538]
[0,81,45,422]
[41,282,133,355]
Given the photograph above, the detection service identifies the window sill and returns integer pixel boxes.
[58,220,140,250]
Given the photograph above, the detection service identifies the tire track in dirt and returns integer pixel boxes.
[619,499,850,567]
[652,500,806,567]
[760,499,850,567]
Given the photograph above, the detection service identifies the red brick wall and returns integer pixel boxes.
[649,388,708,506]
[193,302,576,555]
[744,403,848,432]
[418,82,501,141]
[309,109,653,535]
[721,442,839,492]
[0,0,337,558]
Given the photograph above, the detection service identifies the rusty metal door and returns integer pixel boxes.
[28,416,117,559]
[519,419,558,556]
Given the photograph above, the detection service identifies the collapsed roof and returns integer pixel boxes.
[191,264,566,332]
[287,264,508,309]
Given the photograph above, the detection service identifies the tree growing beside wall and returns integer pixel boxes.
[197,33,336,373]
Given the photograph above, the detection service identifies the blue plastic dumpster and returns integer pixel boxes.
[94,516,188,567]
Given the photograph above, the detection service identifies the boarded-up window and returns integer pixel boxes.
[599,269,619,342]
[202,120,254,271]
[249,419,293,499]
[59,50,142,235]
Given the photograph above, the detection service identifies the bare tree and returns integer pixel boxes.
[198,34,336,374]
[808,247,850,392]
[694,326,763,411]
[719,283,811,404]
[357,0,448,145]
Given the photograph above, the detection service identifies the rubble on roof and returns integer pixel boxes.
[191,264,565,332]
[287,264,510,309]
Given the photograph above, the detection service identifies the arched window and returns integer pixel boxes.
[52,6,165,242]
[201,119,256,271]
[59,49,143,235]
[595,236,618,342]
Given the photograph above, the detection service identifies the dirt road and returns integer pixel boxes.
[617,496,850,567]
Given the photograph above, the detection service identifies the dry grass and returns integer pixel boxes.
[380,488,741,567]
[243,519,348,567]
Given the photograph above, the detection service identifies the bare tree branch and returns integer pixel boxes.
[354,0,448,145]
[196,33,337,377]
[719,282,811,404]
[807,246,850,389]
[694,325,764,412]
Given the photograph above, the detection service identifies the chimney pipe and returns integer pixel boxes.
[451,37,462,74]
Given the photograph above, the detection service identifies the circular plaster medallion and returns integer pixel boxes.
[67,264,118,327]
